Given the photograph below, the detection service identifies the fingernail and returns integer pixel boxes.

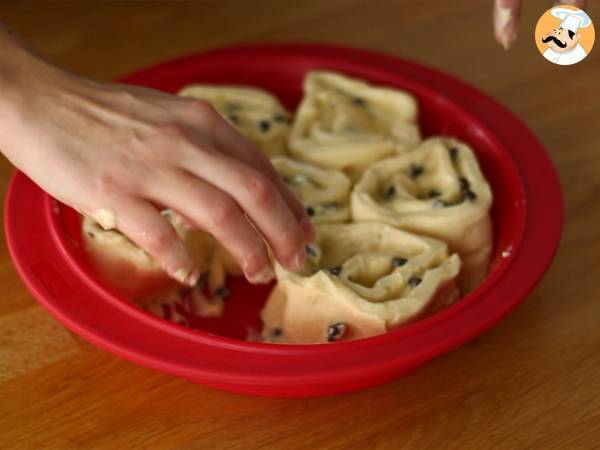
[291,249,306,271]
[173,267,199,287]
[184,268,201,287]
[502,26,517,50]
[300,216,315,243]
[495,4,517,50]
[247,265,275,284]
[173,268,187,284]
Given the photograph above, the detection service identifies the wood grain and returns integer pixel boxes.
[1,1,599,448]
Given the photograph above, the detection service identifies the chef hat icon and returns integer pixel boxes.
[551,7,592,33]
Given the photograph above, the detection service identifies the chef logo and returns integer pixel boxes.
[535,5,594,65]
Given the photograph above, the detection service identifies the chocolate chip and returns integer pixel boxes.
[352,97,366,107]
[306,206,315,217]
[259,120,271,132]
[273,113,287,123]
[328,266,342,276]
[428,190,441,198]
[392,257,408,267]
[227,114,239,125]
[464,190,477,202]
[408,276,422,288]
[326,322,347,342]
[449,147,459,161]
[282,175,292,184]
[459,177,470,191]
[383,185,396,200]
[214,286,230,299]
[409,164,424,178]
[270,327,283,338]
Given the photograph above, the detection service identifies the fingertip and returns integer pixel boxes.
[184,267,201,287]
[493,0,520,50]
[501,27,518,50]
[290,248,306,272]
[245,264,275,285]
[172,266,200,287]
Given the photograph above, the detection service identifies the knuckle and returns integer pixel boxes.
[245,174,275,206]
[210,199,239,226]
[185,99,216,119]
[94,172,122,198]
[241,245,267,275]
[151,123,187,142]
[143,226,175,254]
[116,89,137,104]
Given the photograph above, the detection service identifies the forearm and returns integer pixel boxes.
[0,22,42,87]
[0,21,80,102]
[0,22,73,159]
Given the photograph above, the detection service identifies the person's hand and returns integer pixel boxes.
[0,26,314,287]
[493,0,587,49]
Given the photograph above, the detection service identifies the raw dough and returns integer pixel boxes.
[288,71,421,179]
[261,222,461,344]
[82,209,232,303]
[178,85,291,157]
[271,156,352,224]
[351,137,493,292]
[91,208,117,230]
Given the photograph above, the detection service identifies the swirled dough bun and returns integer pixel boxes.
[271,156,352,224]
[82,210,215,302]
[288,71,421,179]
[178,85,291,157]
[351,137,493,292]
[260,223,461,344]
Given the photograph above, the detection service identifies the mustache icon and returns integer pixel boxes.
[542,35,567,48]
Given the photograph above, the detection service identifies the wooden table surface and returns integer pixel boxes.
[1,1,599,448]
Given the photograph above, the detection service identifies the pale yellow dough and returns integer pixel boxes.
[288,71,421,179]
[351,137,493,292]
[82,210,237,303]
[261,222,461,344]
[271,156,352,224]
[178,85,291,157]
[91,208,117,230]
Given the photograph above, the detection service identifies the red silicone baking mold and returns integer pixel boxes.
[5,44,563,397]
